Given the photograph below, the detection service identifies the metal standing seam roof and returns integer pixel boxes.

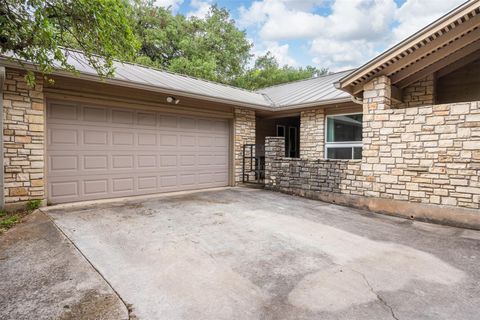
[0,49,355,110]
[59,51,273,108]
[257,69,354,108]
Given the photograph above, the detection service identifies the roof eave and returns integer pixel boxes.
[272,97,352,111]
[0,57,274,111]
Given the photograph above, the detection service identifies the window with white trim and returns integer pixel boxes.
[325,113,363,160]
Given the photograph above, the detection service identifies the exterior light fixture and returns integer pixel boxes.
[166,96,180,104]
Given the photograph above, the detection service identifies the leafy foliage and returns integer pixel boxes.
[233,52,328,90]
[26,200,42,212]
[0,215,18,229]
[0,0,138,85]
[131,2,252,84]
[1,0,327,89]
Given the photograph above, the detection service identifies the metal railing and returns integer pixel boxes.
[242,144,264,184]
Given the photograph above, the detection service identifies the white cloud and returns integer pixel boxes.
[186,0,212,19]
[154,0,183,12]
[239,0,327,40]
[239,0,466,71]
[249,39,298,66]
[265,42,298,66]
[392,0,465,43]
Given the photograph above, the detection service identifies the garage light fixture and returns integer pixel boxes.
[166,96,180,104]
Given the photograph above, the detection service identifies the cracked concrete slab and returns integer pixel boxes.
[0,211,128,320]
[47,188,480,320]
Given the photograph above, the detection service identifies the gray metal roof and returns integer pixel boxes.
[60,51,272,108]
[257,70,354,108]
[1,50,355,110]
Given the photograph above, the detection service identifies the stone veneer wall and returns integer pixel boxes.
[3,69,45,206]
[234,107,256,183]
[265,137,362,196]
[300,108,325,159]
[393,75,436,109]
[362,76,480,209]
[265,78,480,211]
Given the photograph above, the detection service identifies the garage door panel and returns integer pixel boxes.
[83,106,108,122]
[50,181,79,198]
[138,176,157,190]
[49,155,78,172]
[47,102,230,203]
[84,155,108,170]
[49,103,78,120]
[84,179,108,196]
[112,109,135,124]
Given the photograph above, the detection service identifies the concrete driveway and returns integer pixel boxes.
[47,188,480,320]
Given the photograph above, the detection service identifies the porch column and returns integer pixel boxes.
[300,108,325,159]
[3,69,46,210]
[361,75,392,197]
[264,136,285,188]
[233,107,256,184]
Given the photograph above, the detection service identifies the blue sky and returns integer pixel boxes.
[157,0,465,71]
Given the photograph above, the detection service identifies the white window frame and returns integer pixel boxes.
[325,112,363,160]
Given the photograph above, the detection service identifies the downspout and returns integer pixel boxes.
[351,95,363,105]
[0,66,5,209]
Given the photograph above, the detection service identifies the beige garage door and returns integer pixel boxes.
[47,101,230,204]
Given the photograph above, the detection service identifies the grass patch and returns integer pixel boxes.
[0,200,42,234]
[27,199,42,211]
[0,215,18,229]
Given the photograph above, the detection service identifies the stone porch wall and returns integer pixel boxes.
[300,108,325,159]
[3,69,46,206]
[362,76,480,209]
[265,137,362,196]
[265,97,480,212]
[234,107,256,183]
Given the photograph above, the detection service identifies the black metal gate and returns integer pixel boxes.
[242,144,264,184]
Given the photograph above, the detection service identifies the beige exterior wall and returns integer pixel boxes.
[3,69,46,206]
[300,108,325,159]
[233,107,256,183]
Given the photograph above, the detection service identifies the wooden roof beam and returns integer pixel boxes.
[379,13,480,76]
[436,51,480,78]
[391,28,480,85]
[396,40,480,88]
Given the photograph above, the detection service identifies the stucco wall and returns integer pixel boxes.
[3,69,45,206]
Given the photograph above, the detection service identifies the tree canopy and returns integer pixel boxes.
[0,0,327,89]
[0,0,138,85]
[131,3,252,84]
[234,52,328,90]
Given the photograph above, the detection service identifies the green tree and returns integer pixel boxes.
[233,52,328,90]
[131,2,252,84]
[0,0,138,85]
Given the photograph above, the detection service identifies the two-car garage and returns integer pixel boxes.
[46,100,231,204]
